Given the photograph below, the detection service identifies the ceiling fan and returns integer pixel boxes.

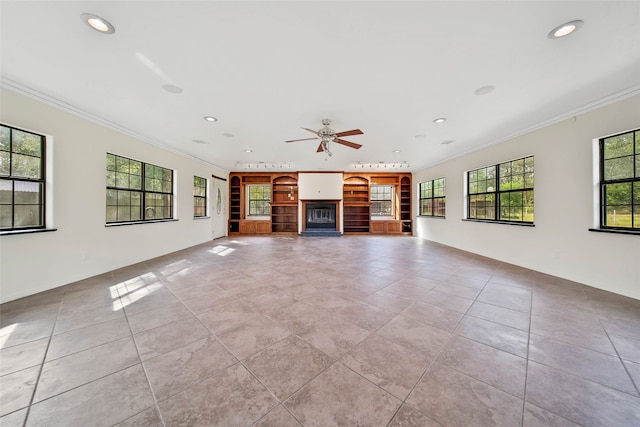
[285,119,363,157]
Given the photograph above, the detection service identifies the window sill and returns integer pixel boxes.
[193,216,211,220]
[589,228,639,236]
[418,215,446,219]
[462,219,535,227]
[106,219,178,227]
[0,228,58,236]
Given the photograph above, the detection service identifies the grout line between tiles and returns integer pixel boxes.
[120,291,168,427]
[21,292,63,427]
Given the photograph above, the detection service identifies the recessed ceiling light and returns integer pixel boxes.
[414,134,427,139]
[441,140,454,145]
[192,139,207,144]
[222,133,234,138]
[433,118,447,124]
[548,20,583,39]
[162,84,183,94]
[393,149,401,153]
[204,116,218,122]
[81,13,115,34]
[244,149,253,153]
[474,85,496,96]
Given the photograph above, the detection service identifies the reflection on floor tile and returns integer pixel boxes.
[1,236,638,426]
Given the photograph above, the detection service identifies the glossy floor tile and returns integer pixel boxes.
[1,235,639,426]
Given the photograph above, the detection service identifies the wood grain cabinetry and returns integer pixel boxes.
[271,176,298,233]
[228,171,410,236]
[343,176,370,233]
[371,220,402,234]
[228,172,298,235]
[400,176,412,233]
[343,173,411,235]
[239,220,271,234]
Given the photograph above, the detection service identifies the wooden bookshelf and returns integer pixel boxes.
[229,175,241,233]
[400,175,412,233]
[272,205,298,233]
[229,172,299,235]
[272,175,298,204]
[343,176,370,233]
[228,171,410,235]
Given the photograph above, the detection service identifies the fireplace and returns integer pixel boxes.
[306,203,337,229]
[301,200,341,236]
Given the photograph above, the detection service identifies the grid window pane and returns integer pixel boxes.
[371,185,393,216]
[106,153,172,224]
[248,184,271,216]
[1,205,13,227]
[604,133,633,159]
[194,176,207,217]
[604,156,634,180]
[0,125,45,230]
[468,156,533,223]
[419,179,445,217]
[600,129,639,230]
[434,198,445,217]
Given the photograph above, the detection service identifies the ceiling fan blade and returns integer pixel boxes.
[335,129,364,137]
[302,127,319,135]
[285,137,319,143]
[316,143,324,153]
[335,138,363,149]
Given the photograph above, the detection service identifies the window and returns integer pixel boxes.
[467,156,534,224]
[371,185,393,216]
[419,178,445,217]
[0,124,46,231]
[599,129,639,230]
[194,176,207,217]
[247,184,271,216]
[106,153,173,223]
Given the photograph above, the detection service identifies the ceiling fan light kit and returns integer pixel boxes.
[285,119,364,157]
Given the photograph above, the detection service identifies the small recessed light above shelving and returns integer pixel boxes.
[393,149,401,153]
[433,118,447,124]
[244,149,253,153]
[441,140,454,145]
[204,116,218,122]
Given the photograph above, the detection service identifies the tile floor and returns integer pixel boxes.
[1,235,639,426]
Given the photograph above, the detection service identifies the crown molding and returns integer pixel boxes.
[413,85,640,171]
[0,77,229,172]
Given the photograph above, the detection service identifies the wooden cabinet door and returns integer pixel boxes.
[239,221,257,234]
[370,221,385,233]
[256,221,271,234]
[386,221,402,233]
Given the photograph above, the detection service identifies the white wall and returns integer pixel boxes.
[414,94,640,300]
[298,173,343,200]
[0,88,228,303]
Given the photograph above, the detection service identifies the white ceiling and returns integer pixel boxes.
[2,1,639,173]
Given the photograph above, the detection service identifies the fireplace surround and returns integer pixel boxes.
[300,200,341,236]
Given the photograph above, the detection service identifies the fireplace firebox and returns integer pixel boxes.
[306,203,336,229]
[301,200,341,236]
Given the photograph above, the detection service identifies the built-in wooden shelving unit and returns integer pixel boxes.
[228,172,299,235]
[400,176,412,233]
[343,176,371,233]
[228,171,411,236]
[271,175,298,233]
